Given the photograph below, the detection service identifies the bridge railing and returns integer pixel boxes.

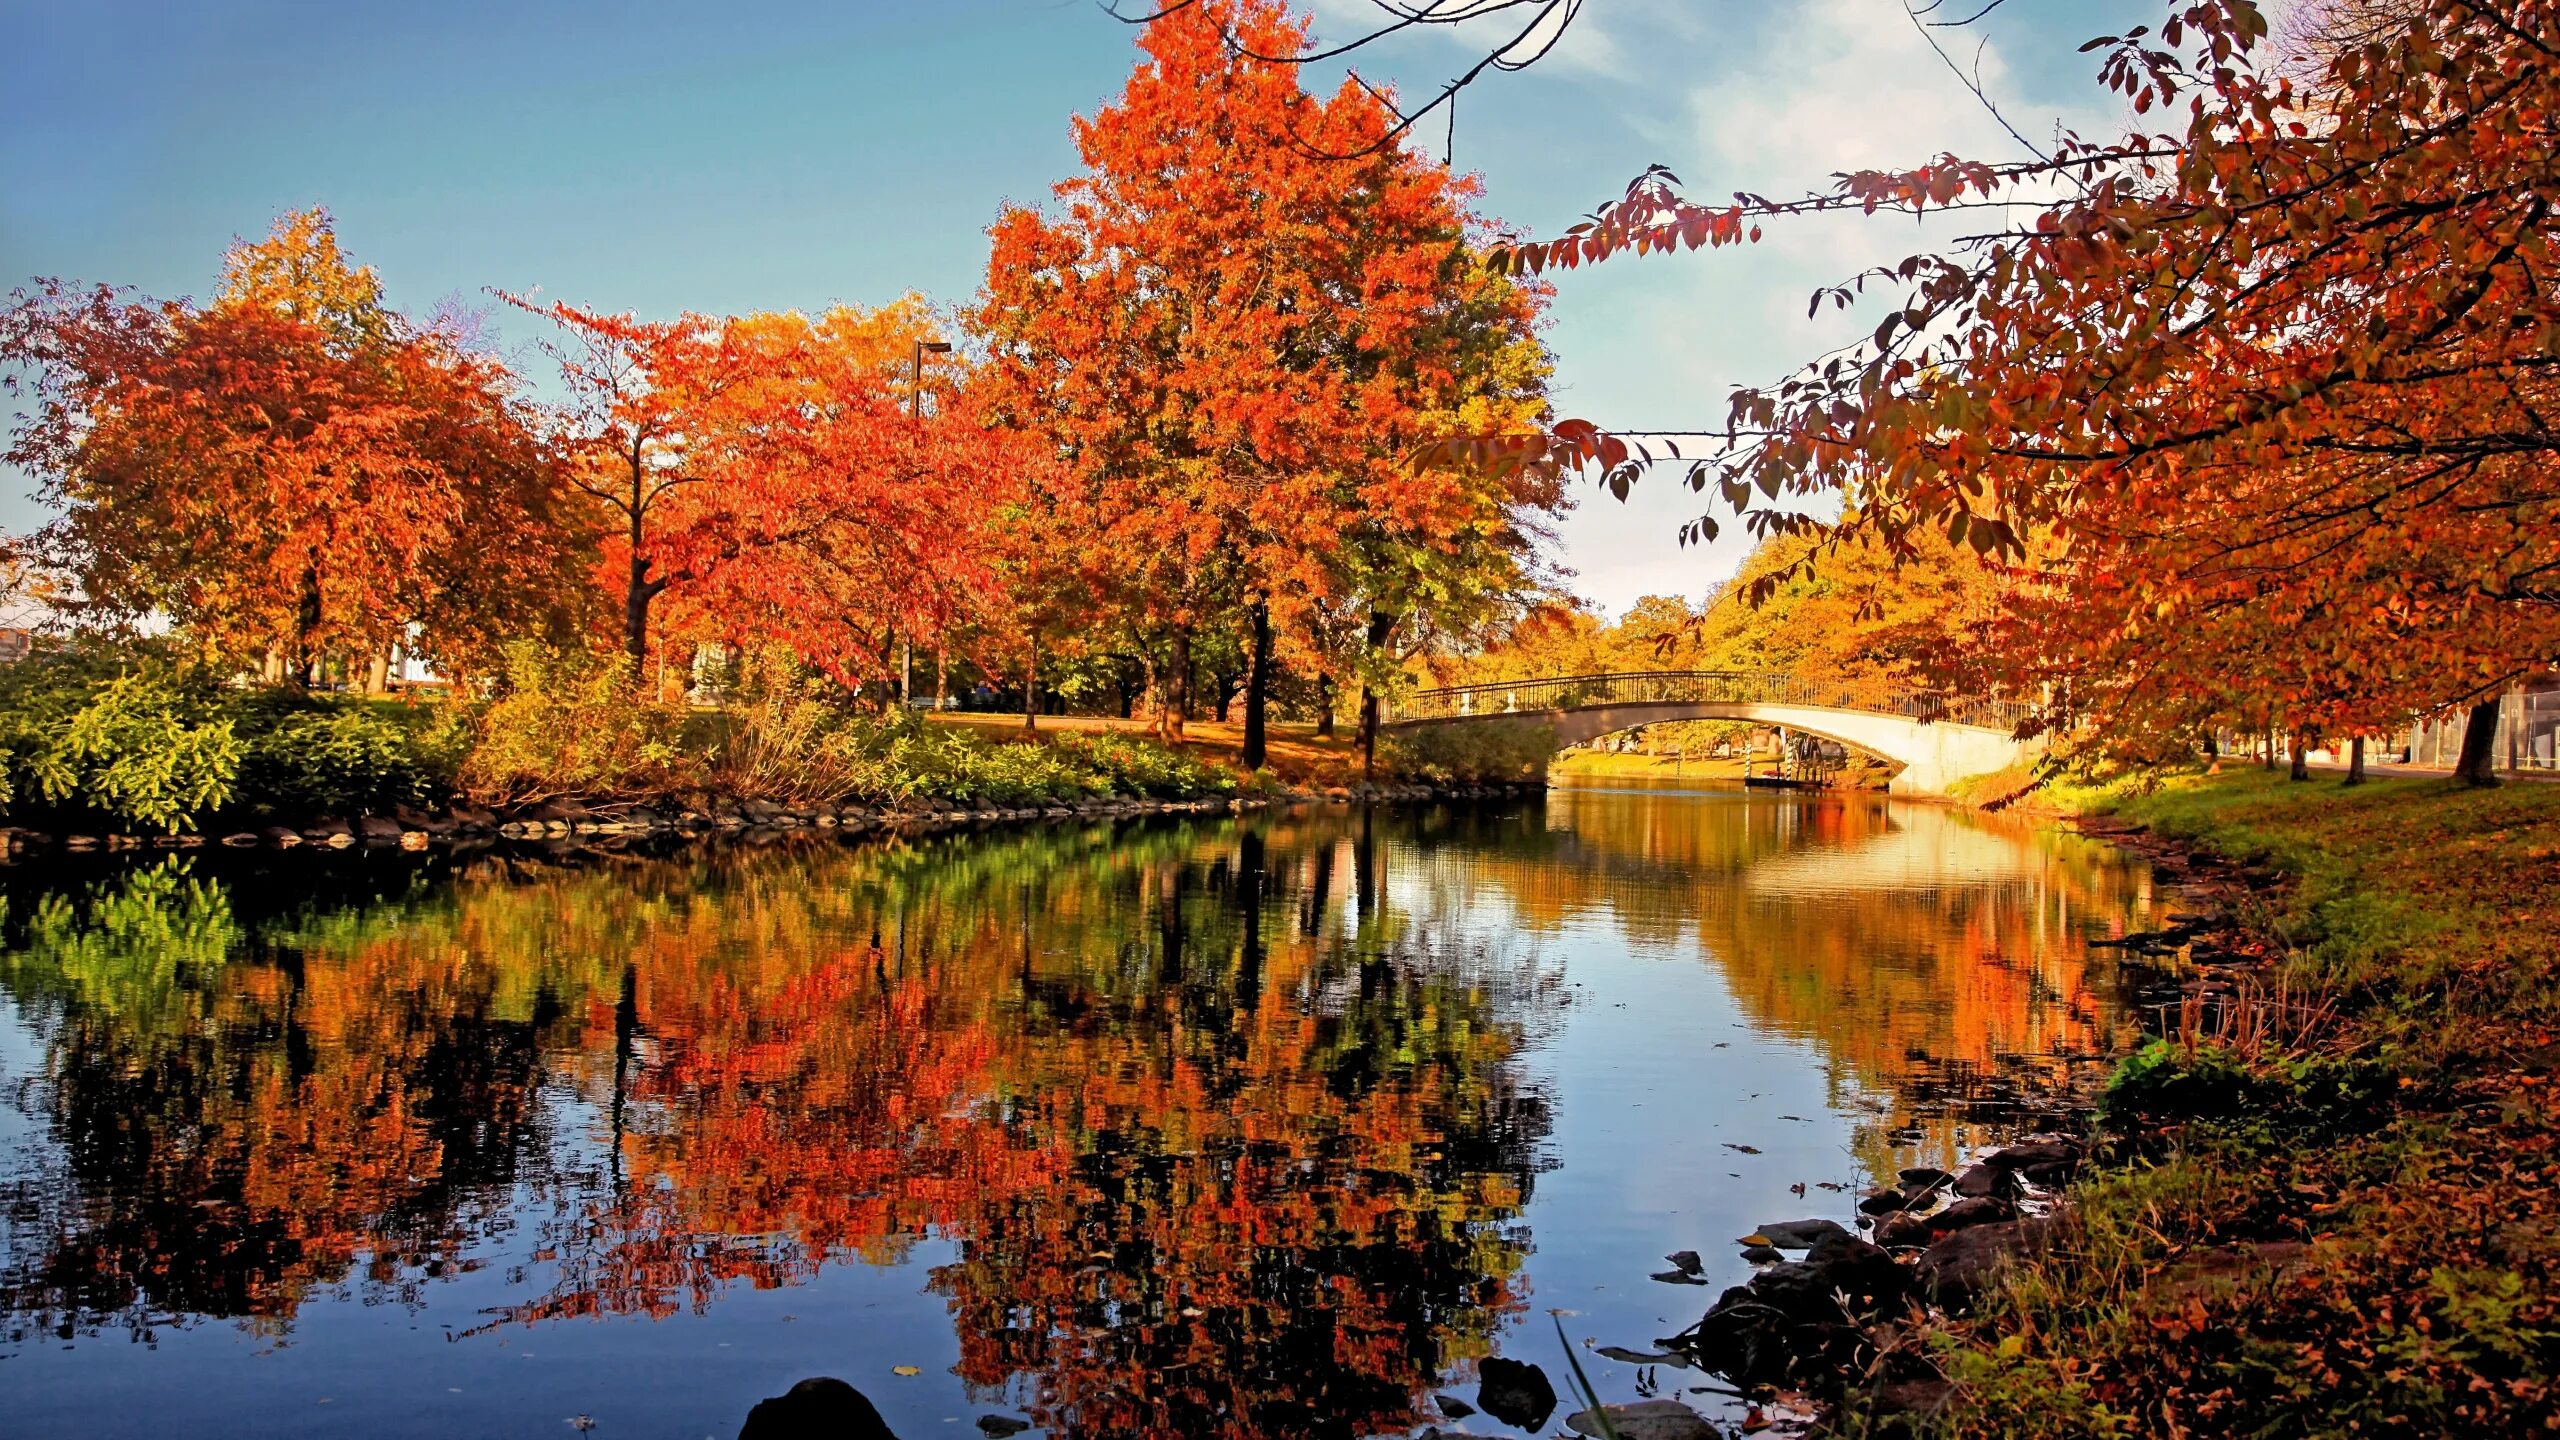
[1382,670,2035,733]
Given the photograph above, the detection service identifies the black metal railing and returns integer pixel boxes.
[1382,670,2034,732]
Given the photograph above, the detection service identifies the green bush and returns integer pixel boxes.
[458,644,695,802]
[1048,731,1237,798]
[830,719,1237,807]
[237,705,455,817]
[697,649,871,801]
[0,654,242,833]
[2100,1039,2395,1144]
[1377,720,1555,784]
[852,720,1092,806]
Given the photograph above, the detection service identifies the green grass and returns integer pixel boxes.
[1862,769,2560,1439]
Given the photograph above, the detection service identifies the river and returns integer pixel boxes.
[0,780,2162,1439]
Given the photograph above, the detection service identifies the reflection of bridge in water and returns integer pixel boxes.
[1384,670,2040,796]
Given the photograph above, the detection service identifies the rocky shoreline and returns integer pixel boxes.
[0,779,1548,859]
[1545,814,2289,1438]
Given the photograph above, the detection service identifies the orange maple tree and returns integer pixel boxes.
[973,0,1558,764]
[2,212,579,679]
[507,296,1006,686]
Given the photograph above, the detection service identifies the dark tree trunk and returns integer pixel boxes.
[2289,733,2310,781]
[292,557,324,690]
[1241,600,1273,770]
[1356,609,1395,781]
[2345,735,2368,786]
[1234,829,1264,1013]
[1166,628,1191,739]
[1023,635,1040,732]
[1314,673,1336,739]
[1214,671,1234,723]
[624,550,655,677]
[2455,696,2503,786]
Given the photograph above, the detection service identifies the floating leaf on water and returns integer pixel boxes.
[891,1365,922,1377]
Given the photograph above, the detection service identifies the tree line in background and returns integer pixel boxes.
[0,0,1560,828]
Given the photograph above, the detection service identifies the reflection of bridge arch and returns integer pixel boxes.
[1384,671,2039,797]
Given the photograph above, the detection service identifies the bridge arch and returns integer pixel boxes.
[1383,671,2038,798]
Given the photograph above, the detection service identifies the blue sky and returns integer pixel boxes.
[3,0,2159,616]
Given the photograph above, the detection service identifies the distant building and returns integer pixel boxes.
[0,629,36,664]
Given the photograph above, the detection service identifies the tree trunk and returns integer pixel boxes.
[1241,600,1273,770]
[2455,695,2503,786]
[1314,673,1336,738]
[2345,735,2367,786]
[292,558,325,691]
[1023,634,1040,732]
[1214,669,1233,724]
[1356,609,1395,781]
[2260,726,2276,769]
[363,650,391,695]
[1165,628,1191,740]
[2288,733,2309,781]
[624,549,654,677]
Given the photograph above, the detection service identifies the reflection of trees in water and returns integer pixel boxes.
[0,821,1556,1438]
[1424,791,2162,1168]
[0,797,2154,1429]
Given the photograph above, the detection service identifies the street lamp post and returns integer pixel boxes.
[902,338,954,710]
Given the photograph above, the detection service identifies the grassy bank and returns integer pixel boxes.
[1875,770,2560,1437]
[932,712,1375,788]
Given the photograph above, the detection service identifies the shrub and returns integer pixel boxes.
[2100,1039,2395,1145]
[697,650,871,802]
[1377,720,1556,784]
[1047,731,1237,798]
[237,704,456,817]
[850,720,1096,806]
[457,644,695,802]
[0,654,241,833]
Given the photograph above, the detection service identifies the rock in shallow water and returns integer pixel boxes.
[1747,1218,1853,1250]
[1926,1195,2019,1237]
[1915,1217,2053,1307]
[1565,1398,1718,1439]
[737,1377,897,1440]
[1474,1356,1557,1431]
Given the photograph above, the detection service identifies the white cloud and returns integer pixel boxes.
[1521,0,2138,612]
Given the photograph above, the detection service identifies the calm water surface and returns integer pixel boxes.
[0,782,2161,1438]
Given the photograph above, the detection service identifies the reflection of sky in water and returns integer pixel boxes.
[0,787,2157,1439]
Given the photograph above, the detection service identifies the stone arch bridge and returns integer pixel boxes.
[1381,670,2039,797]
